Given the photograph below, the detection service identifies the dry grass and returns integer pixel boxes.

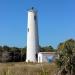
[0,62,57,75]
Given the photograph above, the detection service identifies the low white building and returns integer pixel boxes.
[38,52,56,63]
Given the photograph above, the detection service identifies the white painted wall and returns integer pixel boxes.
[26,8,39,62]
[38,52,55,63]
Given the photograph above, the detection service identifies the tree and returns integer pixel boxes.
[2,46,11,62]
[0,46,2,62]
[20,47,26,61]
[56,39,75,75]
[40,45,55,52]
[3,45,10,51]
[11,47,21,62]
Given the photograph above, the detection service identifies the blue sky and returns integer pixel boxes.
[0,0,75,48]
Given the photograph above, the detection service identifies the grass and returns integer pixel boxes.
[0,62,57,75]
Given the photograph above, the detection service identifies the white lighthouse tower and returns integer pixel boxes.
[26,7,39,62]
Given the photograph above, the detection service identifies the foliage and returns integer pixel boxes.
[56,39,75,75]
[0,46,26,62]
[0,45,55,62]
[40,45,55,52]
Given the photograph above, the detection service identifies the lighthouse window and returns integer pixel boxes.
[28,28,29,32]
[34,15,36,20]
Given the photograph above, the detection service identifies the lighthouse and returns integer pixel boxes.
[26,7,39,62]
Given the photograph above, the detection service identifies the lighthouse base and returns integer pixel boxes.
[26,59,36,63]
